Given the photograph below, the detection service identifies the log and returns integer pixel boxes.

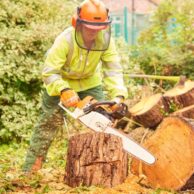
[172,104,194,119]
[129,93,169,128]
[163,80,194,109]
[131,116,194,191]
[64,132,128,188]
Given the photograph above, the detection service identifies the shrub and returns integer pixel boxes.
[0,0,79,143]
[128,0,194,79]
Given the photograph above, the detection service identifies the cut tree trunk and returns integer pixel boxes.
[131,116,194,191]
[129,93,169,128]
[172,104,194,119]
[163,80,194,109]
[64,132,128,188]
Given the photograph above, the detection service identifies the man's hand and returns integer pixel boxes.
[60,88,80,107]
[111,96,124,111]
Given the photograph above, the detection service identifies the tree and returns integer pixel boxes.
[128,0,194,79]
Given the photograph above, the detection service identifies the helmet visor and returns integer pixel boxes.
[75,19,112,51]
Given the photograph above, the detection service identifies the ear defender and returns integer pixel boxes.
[72,14,77,28]
[72,7,81,28]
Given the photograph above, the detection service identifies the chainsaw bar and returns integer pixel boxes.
[59,102,156,164]
[79,111,156,165]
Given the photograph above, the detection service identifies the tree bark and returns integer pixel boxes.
[163,80,194,109]
[130,116,194,191]
[129,93,169,128]
[64,132,128,188]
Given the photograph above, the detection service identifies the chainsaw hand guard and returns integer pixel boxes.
[83,101,129,120]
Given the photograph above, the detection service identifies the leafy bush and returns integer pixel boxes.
[128,0,194,79]
[2,0,193,144]
[0,0,79,143]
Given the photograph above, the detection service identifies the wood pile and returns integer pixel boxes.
[128,80,194,191]
[128,80,194,128]
[64,79,194,191]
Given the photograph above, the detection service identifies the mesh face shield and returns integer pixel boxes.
[75,18,112,51]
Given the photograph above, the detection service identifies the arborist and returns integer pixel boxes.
[23,0,128,172]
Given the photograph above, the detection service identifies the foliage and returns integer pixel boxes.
[0,0,79,143]
[115,37,152,99]
[0,138,69,193]
[1,0,194,144]
[128,0,194,80]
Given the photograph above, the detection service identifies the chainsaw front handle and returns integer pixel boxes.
[83,101,116,113]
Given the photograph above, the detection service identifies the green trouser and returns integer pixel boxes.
[23,85,104,172]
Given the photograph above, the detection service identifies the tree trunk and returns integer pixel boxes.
[172,104,194,119]
[64,132,128,188]
[131,116,194,191]
[129,93,169,128]
[163,80,194,109]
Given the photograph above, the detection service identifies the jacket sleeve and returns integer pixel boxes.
[101,38,128,99]
[42,32,71,96]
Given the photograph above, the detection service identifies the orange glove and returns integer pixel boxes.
[60,89,80,107]
[111,96,124,111]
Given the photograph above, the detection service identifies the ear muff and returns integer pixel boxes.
[72,14,77,28]
[72,7,81,28]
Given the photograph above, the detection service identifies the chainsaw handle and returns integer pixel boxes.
[83,101,116,113]
[83,101,129,120]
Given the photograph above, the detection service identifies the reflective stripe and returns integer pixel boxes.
[43,30,74,86]
[42,67,60,74]
[43,74,62,85]
[64,32,74,66]
[103,62,122,69]
[104,71,122,77]
[104,30,110,44]
[114,85,126,90]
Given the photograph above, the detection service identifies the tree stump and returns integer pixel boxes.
[64,132,128,188]
[129,93,169,128]
[163,80,194,108]
[131,116,194,191]
[172,104,194,119]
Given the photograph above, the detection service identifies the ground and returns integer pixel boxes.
[0,127,192,194]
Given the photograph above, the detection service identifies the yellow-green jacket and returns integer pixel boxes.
[42,27,128,99]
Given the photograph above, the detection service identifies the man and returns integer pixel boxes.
[23,0,128,172]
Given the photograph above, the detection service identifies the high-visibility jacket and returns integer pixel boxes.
[42,27,128,99]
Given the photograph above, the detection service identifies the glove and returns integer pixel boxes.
[60,88,79,107]
[111,96,124,111]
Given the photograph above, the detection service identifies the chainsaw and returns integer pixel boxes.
[58,96,156,165]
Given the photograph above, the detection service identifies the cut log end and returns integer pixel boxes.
[129,93,169,128]
[131,116,194,191]
[163,80,194,108]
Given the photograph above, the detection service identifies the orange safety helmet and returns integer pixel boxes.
[72,0,111,30]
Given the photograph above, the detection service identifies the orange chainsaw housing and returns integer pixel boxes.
[77,96,97,109]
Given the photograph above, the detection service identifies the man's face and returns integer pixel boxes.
[81,25,101,42]
[75,22,110,51]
